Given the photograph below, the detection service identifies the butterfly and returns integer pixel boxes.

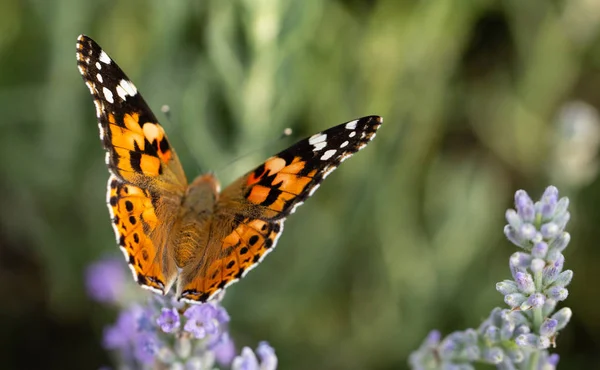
[76,34,382,304]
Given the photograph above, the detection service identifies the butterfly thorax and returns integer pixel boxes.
[171,174,221,267]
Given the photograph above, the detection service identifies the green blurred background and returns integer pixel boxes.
[1,0,600,368]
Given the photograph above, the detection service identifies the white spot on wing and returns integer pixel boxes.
[116,85,127,101]
[96,62,102,70]
[340,140,349,148]
[321,149,337,161]
[345,120,358,130]
[309,133,327,145]
[312,142,327,151]
[99,50,111,64]
[349,131,356,138]
[102,87,114,103]
[96,73,103,83]
[120,79,137,96]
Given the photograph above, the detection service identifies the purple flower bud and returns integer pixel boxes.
[547,286,568,301]
[504,225,522,247]
[531,242,548,258]
[521,293,546,310]
[213,332,236,366]
[554,197,569,218]
[543,254,564,285]
[539,186,559,220]
[549,232,570,253]
[541,222,560,239]
[483,347,504,364]
[515,333,537,348]
[547,353,560,366]
[515,190,535,222]
[85,257,126,304]
[530,258,545,273]
[134,332,160,364]
[516,333,549,349]
[554,270,573,287]
[505,293,527,308]
[540,319,558,337]
[232,347,259,370]
[551,307,572,330]
[519,223,537,242]
[157,307,180,333]
[514,272,535,294]
[510,252,532,274]
[483,326,500,344]
[554,212,571,231]
[500,320,515,341]
[496,280,519,295]
[514,324,531,336]
[257,342,278,370]
[185,358,202,370]
[506,347,525,363]
[183,304,220,339]
[542,298,558,317]
[463,345,480,360]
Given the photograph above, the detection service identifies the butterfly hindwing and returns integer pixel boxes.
[177,116,382,303]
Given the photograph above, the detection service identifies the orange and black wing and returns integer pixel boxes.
[77,35,186,294]
[177,116,382,303]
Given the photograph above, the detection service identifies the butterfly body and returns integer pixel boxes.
[77,34,382,303]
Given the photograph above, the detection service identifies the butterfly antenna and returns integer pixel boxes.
[161,105,206,173]
[216,127,293,175]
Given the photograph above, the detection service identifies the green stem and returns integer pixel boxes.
[528,350,541,370]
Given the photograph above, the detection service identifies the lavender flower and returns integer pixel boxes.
[232,342,278,370]
[85,256,126,304]
[87,261,277,369]
[410,186,573,369]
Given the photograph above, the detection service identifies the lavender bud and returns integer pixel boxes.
[463,345,480,361]
[506,347,525,363]
[505,293,527,308]
[504,225,522,247]
[555,211,570,230]
[531,241,548,258]
[547,353,560,366]
[514,272,535,294]
[543,254,564,285]
[515,334,538,348]
[515,190,535,222]
[541,222,560,239]
[554,197,569,218]
[540,319,558,337]
[549,232,570,253]
[521,293,546,310]
[546,286,569,302]
[505,209,522,230]
[510,253,532,278]
[185,358,203,370]
[514,324,531,336]
[539,186,559,220]
[463,329,478,345]
[483,326,500,344]
[530,258,545,273]
[519,223,537,242]
[542,298,558,317]
[554,270,573,287]
[500,320,516,341]
[483,347,504,364]
[551,307,573,330]
[496,280,519,295]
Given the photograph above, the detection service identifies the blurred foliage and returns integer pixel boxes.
[1,0,600,368]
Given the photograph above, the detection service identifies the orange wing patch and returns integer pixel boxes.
[107,174,172,293]
[177,218,284,303]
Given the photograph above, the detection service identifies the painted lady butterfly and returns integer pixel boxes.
[76,35,382,304]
